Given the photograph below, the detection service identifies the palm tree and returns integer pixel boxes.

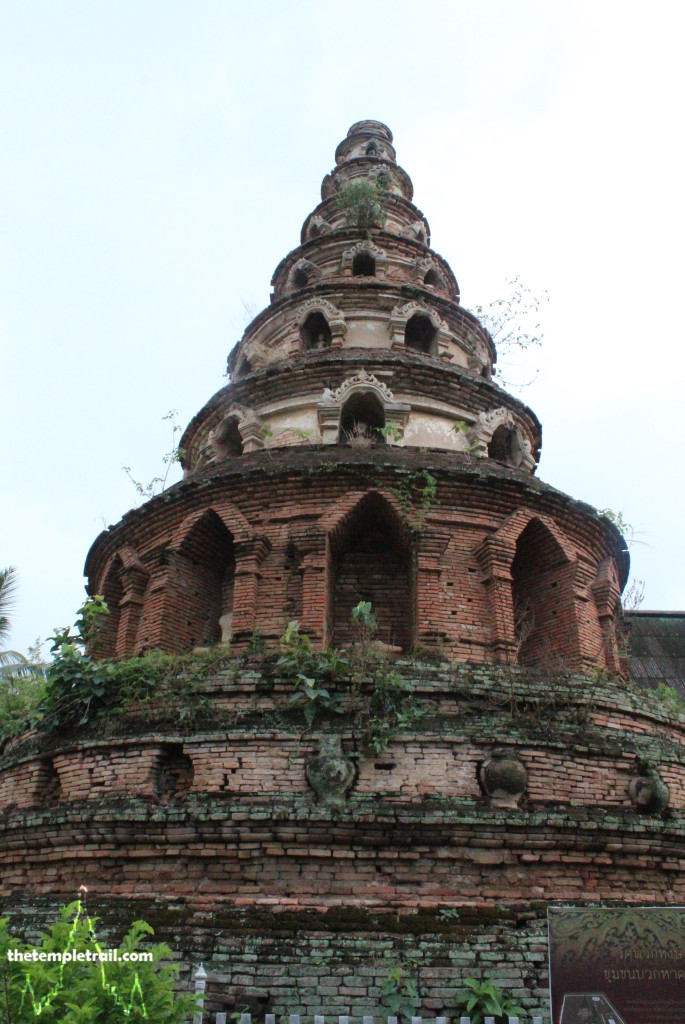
[0,566,32,678]
[0,566,18,648]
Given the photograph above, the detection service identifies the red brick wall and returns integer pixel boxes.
[85,449,626,670]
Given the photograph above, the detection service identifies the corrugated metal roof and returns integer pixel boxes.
[625,611,685,698]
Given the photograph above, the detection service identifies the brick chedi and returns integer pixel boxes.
[85,118,626,672]
[1,121,683,1021]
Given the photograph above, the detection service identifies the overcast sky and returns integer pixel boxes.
[2,1,684,656]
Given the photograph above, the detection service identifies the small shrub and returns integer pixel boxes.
[454,976,526,1024]
[278,621,347,729]
[0,899,196,1022]
[335,179,385,228]
[381,966,420,1022]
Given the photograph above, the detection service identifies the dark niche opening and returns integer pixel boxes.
[175,510,236,650]
[352,252,376,277]
[292,268,309,289]
[405,312,437,354]
[330,492,413,652]
[301,311,332,351]
[488,425,524,469]
[35,758,62,807]
[511,519,574,668]
[156,744,194,801]
[214,416,244,458]
[423,268,442,288]
[339,391,385,445]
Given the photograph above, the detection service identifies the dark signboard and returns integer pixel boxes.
[548,907,685,1024]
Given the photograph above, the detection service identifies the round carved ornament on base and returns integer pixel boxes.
[628,770,670,815]
[305,735,356,806]
[478,748,528,809]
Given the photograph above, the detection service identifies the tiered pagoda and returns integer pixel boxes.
[0,122,682,1022]
[86,119,627,673]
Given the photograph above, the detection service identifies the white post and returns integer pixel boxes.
[216,1015,227,1024]
[192,964,207,1024]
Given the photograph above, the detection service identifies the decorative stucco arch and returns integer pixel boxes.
[288,257,322,291]
[388,300,451,357]
[296,297,347,349]
[340,240,388,276]
[316,370,410,444]
[206,405,264,461]
[411,256,447,292]
[466,408,536,472]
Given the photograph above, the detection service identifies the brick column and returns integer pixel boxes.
[231,537,271,641]
[475,536,518,662]
[415,532,451,648]
[116,565,149,658]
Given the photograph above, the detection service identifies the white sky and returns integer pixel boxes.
[2,0,684,656]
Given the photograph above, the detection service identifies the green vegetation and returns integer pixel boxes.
[0,668,46,738]
[34,598,229,731]
[278,620,347,728]
[2,595,424,756]
[380,966,420,1022]
[0,566,18,650]
[393,470,438,528]
[0,900,195,1023]
[334,179,385,228]
[454,976,526,1024]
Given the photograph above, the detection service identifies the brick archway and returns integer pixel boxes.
[325,490,414,651]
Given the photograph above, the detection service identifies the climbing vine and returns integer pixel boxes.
[393,470,438,528]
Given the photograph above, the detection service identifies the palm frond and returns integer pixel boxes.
[0,566,18,644]
[0,650,28,667]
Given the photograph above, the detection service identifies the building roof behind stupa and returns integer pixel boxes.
[626,610,685,697]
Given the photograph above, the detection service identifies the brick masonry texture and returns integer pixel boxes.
[2,121,679,1024]
[84,447,628,670]
[1,662,683,1021]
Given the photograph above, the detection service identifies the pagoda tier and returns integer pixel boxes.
[84,120,627,672]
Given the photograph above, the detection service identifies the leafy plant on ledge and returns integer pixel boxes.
[278,620,347,728]
[381,966,420,1023]
[454,976,526,1024]
[335,179,386,228]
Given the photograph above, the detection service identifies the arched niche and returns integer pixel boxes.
[213,415,244,457]
[341,240,387,278]
[405,312,437,354]
[352,252,376,277]
[317,371,410,445]
[510,518,576,667]
[466,409,536,472]
[288,258,321,293]
[174,510,236,649]
[489,424,524,469]
[339,390,385,444]
[92,546,149,660]
[328,492,414,652]
[389,301,449,356]
[301,311,332,350]
[208,407,264,459]
[411,256,447,293]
